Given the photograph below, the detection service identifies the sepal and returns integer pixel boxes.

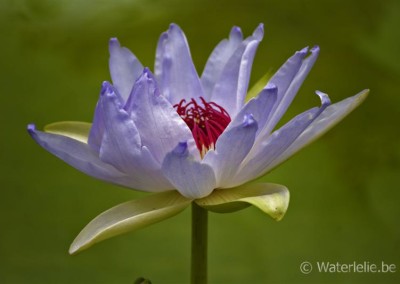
[245,72,272,101]
[44,121,91,143]
[195,183,290,221]
[69,190,191,254]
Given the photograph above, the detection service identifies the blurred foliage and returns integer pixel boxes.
[1,0,399,283]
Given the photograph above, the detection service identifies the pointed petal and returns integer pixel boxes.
[125,69,198,163]
[154,24,204,104]
[268,89,369,170]
[269,46,310,102]
[229,83,277,136]
[231,92,331,187]
[88,97,104,153]
[196,183,289,221]
[203,114,258,187]
[109,38,144,101]
[44,121,91,144]
[201,26,243,99]
[27,124,142,188]
[162,142,216,199]
[69,191,191,254]
[98,82,173,191]
[210,24,264,116]
[261,46,320,135]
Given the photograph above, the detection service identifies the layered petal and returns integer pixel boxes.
[109,38,144,101]
[125,68,199,163]
[154,24,204,104]
[27,124,146,189]
[28,23,369,251]
[88,97,105,153]
[98,82,173,191]
[162,142,216,199]
[203,114,258,187]
[267,89,369,170]
[259,46,320,136]
[229,92,331,187]
[210,24,264,116]
[201,26,243,100]
[228,83,277,135]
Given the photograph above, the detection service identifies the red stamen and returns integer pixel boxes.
[174,97,231,155]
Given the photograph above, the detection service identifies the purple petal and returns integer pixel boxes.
[88,81,126,153]
[109,38,144,102]
[162,142,216,199]
[228,91,331,187]
[87,83,110,153]
[203,113,258,187]
[98,82,173,191]
[261,46,320,136]
[27,124,158,190]
[210,24,264,117]
[201,26,243,100]
[154,24,204,105]
[125,68,199,163]
[267,89,369,170]
[228,83,277,136]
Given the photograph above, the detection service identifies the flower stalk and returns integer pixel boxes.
[191,203,208,284]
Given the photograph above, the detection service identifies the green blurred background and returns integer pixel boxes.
[1,0,399,283]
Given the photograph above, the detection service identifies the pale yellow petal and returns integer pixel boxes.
[246,72,272,101]
[196,183,289,221]
[44,121,91,143]
[69,191,191,254]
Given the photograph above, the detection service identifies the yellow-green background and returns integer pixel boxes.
[1,0,399,283]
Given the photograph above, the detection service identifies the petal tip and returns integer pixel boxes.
[142,67,152,78]
[68,243,80,255]
[298,46,309,56]
[142,67,156,81]
[359,89,370,98]
[315,90,332,107]
[353,89,369,105]
[253,23,264,40]
[101,81,114,96]
[168,23,181,32]
[230,26,242,37]
[109,38,120,50]
[27,123,36,133]
[173,141,188,156]
[265,82,277,91]
[243,113,256,127]
[310,45,320,54]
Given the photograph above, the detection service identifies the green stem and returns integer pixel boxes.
[191,202,208,284]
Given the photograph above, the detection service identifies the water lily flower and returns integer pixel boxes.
[28,23,367,254]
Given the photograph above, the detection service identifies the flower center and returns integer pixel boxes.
[174,97,231,156]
